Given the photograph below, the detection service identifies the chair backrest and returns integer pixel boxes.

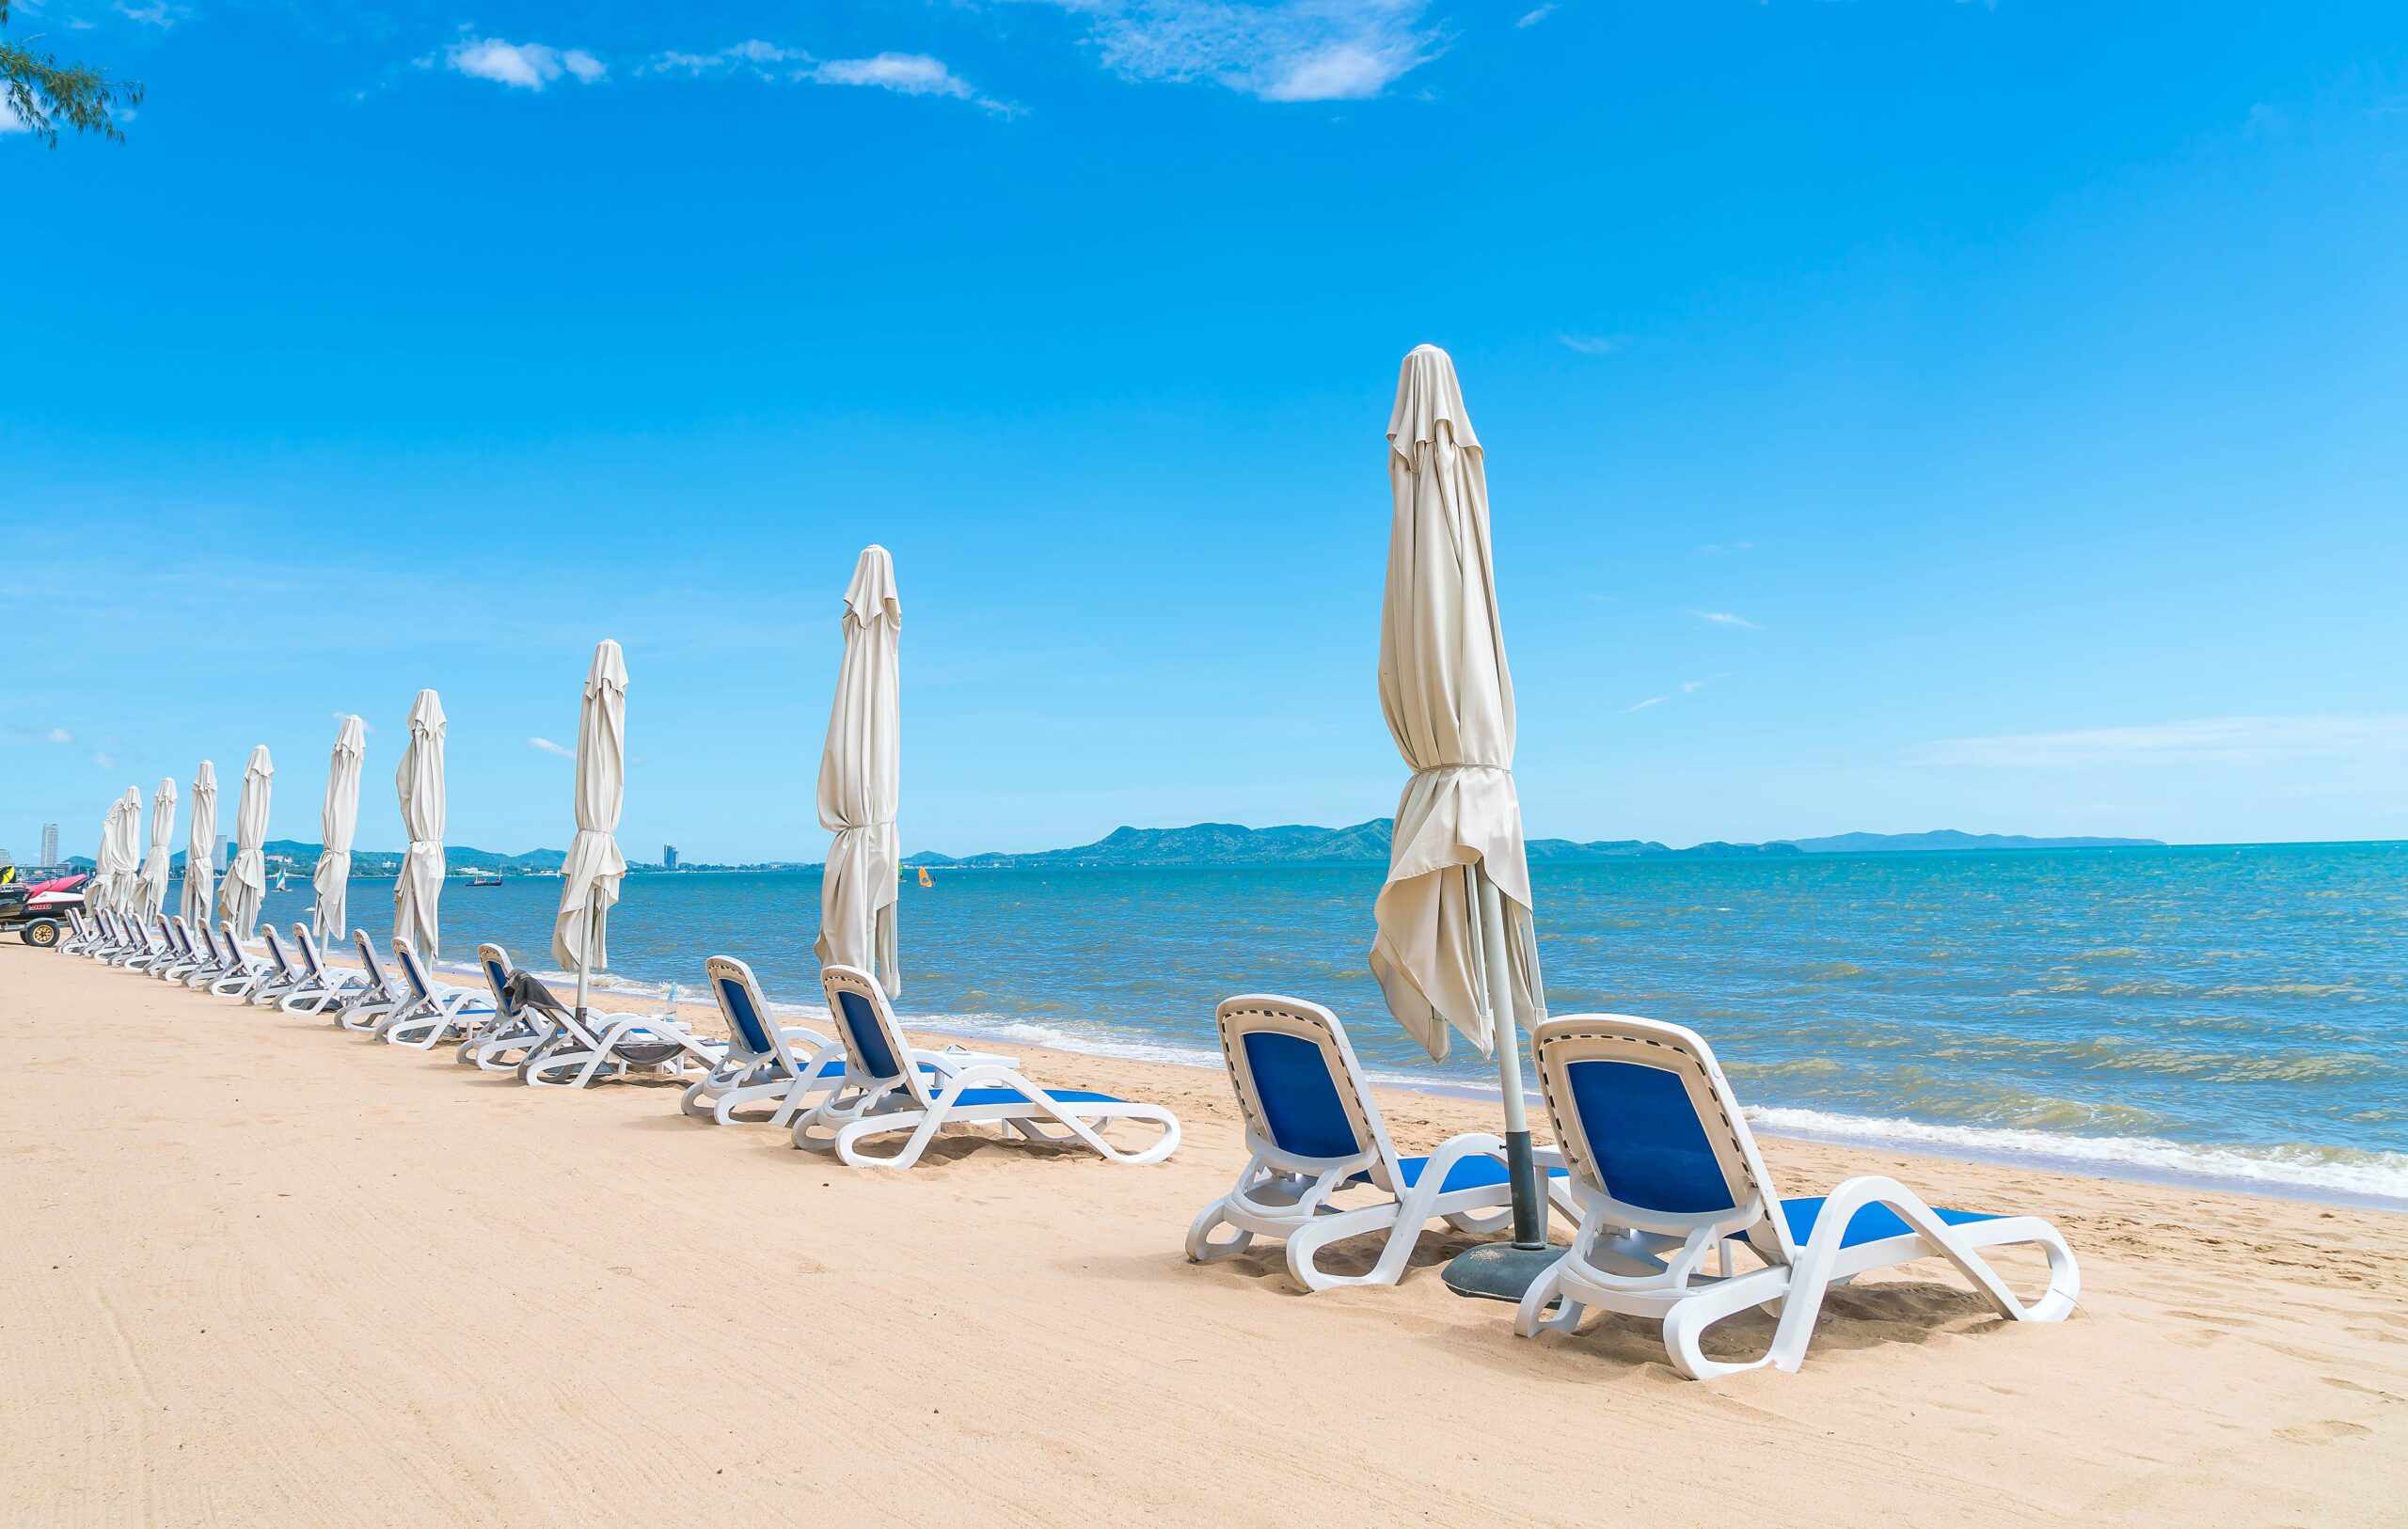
[218,920,252,966]
[817,964,927,1105]
[389,938,436,1003]
[707,955,806,1071]
[1529,1014,1791,1261]
[169,917,195,957]
[290,924,325,980]
[1214,994,1402,1188]
[476,943,520,1020]
[352,929,391,996]
[260,922,295,978]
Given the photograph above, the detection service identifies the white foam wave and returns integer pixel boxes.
[1747,1106,2408,1206]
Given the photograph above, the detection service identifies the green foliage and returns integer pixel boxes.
[1,0,144,147]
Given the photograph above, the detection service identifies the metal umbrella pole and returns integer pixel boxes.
[1442,862,1556,1299]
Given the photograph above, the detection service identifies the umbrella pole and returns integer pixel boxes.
[1442,866,1557,1302]
[1476,868,1545,1250]
[574,890,595,1026]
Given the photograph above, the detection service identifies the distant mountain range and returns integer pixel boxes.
[50,824,2162,877]
[903,821,2164,868]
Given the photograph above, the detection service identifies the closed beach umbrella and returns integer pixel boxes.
[815,545,903,995]
[218,746,275,938]
[183,762,217,927]
[393,690,447,955]
[136,777,177,917]
[313,716,368,942]
[1369,343,1550,1267]
[552,639,628,1017]
[109,787,142,914]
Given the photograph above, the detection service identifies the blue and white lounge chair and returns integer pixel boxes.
[793,965,1180,1169]
[682,956,854,1125]
[455,943,545,1070]
[209,920,273,999]
[180,920,235,989]
[1514,1014,2081,1379]
[244,923,310,1007]
[380,940,498,1049]
[335,930,407,1032]
[1188,994,1581,1291]
[278,925,367,1015]
[506,969,721,1089]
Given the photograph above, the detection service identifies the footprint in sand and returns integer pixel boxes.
[2273,1420,2372,1444]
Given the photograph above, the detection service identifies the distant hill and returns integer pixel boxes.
[907,820,1802,868]
[1779,830,2164,854]
[162,843,571,875]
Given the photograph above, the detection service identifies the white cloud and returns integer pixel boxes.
[1516,5,1556,26]
[113,1,183,28]
[1558,333,1621,355]
[47,727,73,743]
[528,735,574,757]
[1687,609,1762,630]
[1911,714,2408,769]
[91,751,118,769]
[1624,695,1668,713]
[1680,673,1730,694]
[642,42,1011,112]
[0,98,29,134]
[446,38,607,91]
[1698,541,1753,556]
[1034,1,1439,102]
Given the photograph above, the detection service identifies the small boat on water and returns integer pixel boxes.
[466,875,503,888]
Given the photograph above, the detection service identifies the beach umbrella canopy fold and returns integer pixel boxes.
[218,747,274,938]
[183,762,217,927]
[1368,343,1545,1062]
[136,777,177,918]
[552,640,628,974]
[816,545,903,995]
[393,690,448,955]
[314,716,368,942]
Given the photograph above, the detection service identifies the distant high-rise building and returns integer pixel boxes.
[40,823,59,868]
[219,836,232,869]
[663,844,679,872]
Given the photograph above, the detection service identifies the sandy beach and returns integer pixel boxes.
[4,944,2403,1527]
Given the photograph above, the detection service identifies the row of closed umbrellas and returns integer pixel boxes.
[78,344,1551,1252]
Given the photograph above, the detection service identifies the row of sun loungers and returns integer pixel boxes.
[55,906,2075,1378]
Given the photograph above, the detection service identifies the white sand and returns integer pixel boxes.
[3,945,2403,1525]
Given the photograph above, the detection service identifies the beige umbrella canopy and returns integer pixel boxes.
[136,777,177,918]
[815,545,903,995]
[313,716,368,942]
[1369,343,1545,1062]
[553,640,628,1015]
[218,746,274,938]
[393,690,447,955]
[182,761,217,927]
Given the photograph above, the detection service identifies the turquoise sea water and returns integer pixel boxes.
[228,842,2408,1206]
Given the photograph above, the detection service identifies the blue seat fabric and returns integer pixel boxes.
[835,989,903,1080]
[1240,1030,1362,1160]
[718,975,774,1055]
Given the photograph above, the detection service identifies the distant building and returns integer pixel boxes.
[40,824,59,868]
[663,844,679,872]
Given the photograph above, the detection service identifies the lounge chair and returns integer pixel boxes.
[792,964,1180,1169]
[175,919,227,988]
[455,944,544,1070]
[1513,1014,2081,1380]
[379,940,497,1049]
[335,931,408,1032]
[506,969,722,1089]
[278,925,368,1015]
[244,924,309,1007]
[117,916,167,971]
[154,917,205,983]
[681,956,853,1124]
[208,921,274,999]
[1187,994,1581,1291]
[59,908,96,955]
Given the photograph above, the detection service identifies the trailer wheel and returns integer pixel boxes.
[22,918,61,950]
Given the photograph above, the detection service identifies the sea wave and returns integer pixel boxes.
[1746,1106,2408,1206]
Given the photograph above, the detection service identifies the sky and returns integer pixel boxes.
[6,0,2406,863]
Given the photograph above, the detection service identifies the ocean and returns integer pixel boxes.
[223,841,2408,1208]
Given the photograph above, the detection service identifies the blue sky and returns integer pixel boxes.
[7,0,2406,862]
